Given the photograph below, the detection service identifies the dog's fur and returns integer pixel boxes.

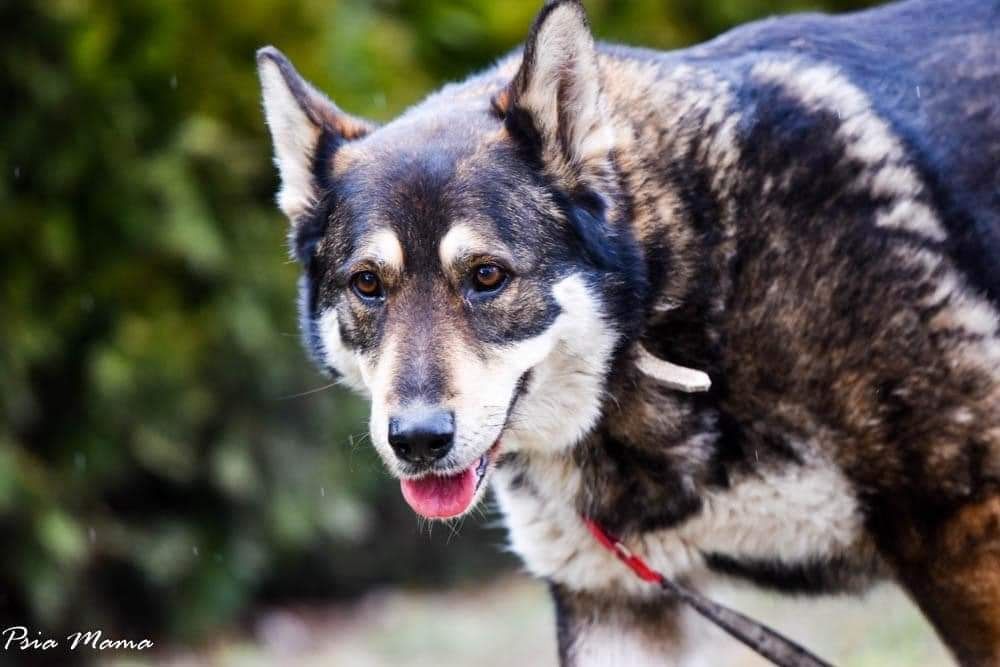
[257,0,1000,663]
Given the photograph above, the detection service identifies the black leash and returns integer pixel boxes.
[584,518,835,667]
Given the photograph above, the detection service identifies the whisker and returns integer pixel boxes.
[274,382,339,400]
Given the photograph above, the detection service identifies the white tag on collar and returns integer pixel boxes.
[635,345,712,393]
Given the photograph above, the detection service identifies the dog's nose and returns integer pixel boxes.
[388,409,455,465]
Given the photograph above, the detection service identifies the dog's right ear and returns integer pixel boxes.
[257,46,375,221]
[494,1,612,187]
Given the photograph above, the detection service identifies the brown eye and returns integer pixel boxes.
[351,271,384,300]
[471,264,507,293]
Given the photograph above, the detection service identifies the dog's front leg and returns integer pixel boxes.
[549,583,698,666]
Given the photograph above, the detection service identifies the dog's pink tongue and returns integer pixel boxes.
[400,468,476,518]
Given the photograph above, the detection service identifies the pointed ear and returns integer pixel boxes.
[256,46,375,220]
[496,0,611,178]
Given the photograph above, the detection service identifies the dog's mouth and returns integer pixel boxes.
[399,440,501,519]
[397,370,529,519]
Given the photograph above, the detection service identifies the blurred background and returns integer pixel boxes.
[2,0,952,665]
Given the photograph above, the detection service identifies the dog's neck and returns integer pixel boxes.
[495,51,748,537]
[568,53,747,536]
[594,50,740,376]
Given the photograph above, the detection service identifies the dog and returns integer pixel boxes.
[256,0,1000,663]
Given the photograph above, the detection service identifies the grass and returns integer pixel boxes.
[111,575,952,666]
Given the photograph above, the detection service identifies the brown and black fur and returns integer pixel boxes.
[258,0,1000,663]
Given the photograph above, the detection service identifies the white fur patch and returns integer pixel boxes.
[360,228,405,273]
[317,308,368,395]
[571,625,658,667]
[446,333,552,460]
[752,60,948,242]
[494,454,866,598]
[680,463,863,563]
[897,248,1000,378]
[932,284,1000,342]
[875,200,945,242]
[438,224,480,268]
[360,334,400,473]
[501,274,620,455]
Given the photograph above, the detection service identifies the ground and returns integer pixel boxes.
[111,574,952,666]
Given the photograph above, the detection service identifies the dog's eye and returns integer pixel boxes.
[471,264,507,293]
[351,271,384,300]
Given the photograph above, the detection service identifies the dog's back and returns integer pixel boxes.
[684,0,1000,300]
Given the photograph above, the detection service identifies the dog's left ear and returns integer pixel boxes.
[496,0,612,182]
[257,46,376,221]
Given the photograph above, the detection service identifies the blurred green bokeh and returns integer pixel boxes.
[2,0,878,649]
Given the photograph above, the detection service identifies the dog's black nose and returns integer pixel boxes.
[388,409,455,465]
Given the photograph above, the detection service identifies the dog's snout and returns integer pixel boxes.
[388,409,455,465]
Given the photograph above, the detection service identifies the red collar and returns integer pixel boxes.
[583,517,662,583]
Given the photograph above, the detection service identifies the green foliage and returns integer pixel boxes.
[1,0,878,644]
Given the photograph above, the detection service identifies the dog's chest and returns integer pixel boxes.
[492,455,868,597]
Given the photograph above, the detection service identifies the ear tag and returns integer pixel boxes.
[635,345,712,393]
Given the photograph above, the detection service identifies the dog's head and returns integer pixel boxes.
[258,0,646,518]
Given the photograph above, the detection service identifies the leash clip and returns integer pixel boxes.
[635,344,711,393]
